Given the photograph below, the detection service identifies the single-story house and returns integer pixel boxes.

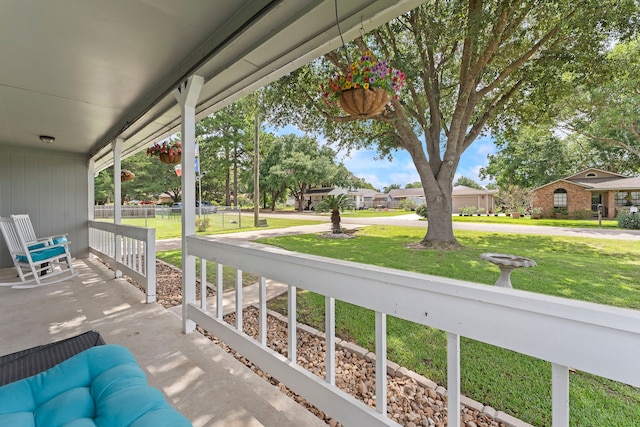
[452,185,496,214]
[388,188,426,208]
[304,187,348,210]
[346,188,379,209]
[530,168,640,218]
[304,187,379,210]
[387,186,496,212]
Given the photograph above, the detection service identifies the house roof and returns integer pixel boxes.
[0,1,423,172]
[564,168,628,180]
[306,187,338,195]
[348,188,378,196]
[583,177,640,190]
[532,168,640,192]
[388,188,425,198]
[452,185,495,196]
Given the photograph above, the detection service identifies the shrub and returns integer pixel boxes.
[572,209,593,220]
[415,204,428,218]
[195,217,210,232]
[459,206,477,215]
[398,199,417,211]
[617,211,640,229]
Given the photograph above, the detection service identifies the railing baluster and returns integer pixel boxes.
[200,258,207,310]
[375,311,387,414]
[136,239,142,273]
[288,285,296,363]
[216,263,223,319]
[447,332,461,427]
[552,363,570,427]
[236,269,243,331]
[258,277,267,345]
[325,296,335,385]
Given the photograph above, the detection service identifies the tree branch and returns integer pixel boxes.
[478,10,575,97]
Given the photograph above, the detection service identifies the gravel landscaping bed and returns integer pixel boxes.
[126,260,515,427]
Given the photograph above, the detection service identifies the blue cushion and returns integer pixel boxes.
[0,345,191,427]
[17,246,66,263]
[53,237,68,245]
[26,237,67,252]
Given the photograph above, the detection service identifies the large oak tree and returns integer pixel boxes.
[263,0,638,249]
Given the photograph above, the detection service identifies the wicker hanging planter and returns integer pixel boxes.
[338,87,390,117]
[159,153,181,165]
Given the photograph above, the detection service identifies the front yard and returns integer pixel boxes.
[258,225,640,426]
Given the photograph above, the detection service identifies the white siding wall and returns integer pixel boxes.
[0,147,89,267]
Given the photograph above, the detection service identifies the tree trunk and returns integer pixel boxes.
[330,209,341,233]
[420,183,460,249]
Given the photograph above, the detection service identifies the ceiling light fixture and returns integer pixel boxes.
[39,135,55,144]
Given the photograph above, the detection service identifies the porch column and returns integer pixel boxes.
[606,191,616,219]
[112,138,124,278]
[174,75,204,334]
[88,158,95,221]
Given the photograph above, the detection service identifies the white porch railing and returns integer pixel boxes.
[184,235,640,427]
[88,220,156,303]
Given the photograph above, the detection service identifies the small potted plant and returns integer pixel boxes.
[323,50,405,117]
[146,139,182,164]
[531,207,542,219]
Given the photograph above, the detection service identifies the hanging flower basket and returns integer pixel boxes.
[120,170,135,182]
[159,153,181,164]
[323,50,405,118]
[147,139,182,164]
[338,87,390,117]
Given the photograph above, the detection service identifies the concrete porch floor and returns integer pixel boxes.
[0,257,326,427]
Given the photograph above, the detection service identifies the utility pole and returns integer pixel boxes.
[253,113,260,227]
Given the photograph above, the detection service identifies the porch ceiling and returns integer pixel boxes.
[0,0,424,172]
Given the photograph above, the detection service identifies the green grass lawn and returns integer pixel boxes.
[258,225,640,427]
[156,250,258,291]
[104,215,323,240]
[452,214,619,228]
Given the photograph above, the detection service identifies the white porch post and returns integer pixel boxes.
[112,138,124,278]
[174,75,204,334]
[88,158,95,221]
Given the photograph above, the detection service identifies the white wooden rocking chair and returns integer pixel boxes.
[0,217,77,288]
[11,214,68,249]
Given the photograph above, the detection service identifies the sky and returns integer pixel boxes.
[275,124,498,191]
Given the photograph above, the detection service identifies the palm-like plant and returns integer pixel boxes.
[315,194,351,234]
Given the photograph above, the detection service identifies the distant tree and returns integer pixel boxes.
[496,185,530,213]
[383,184,401,193]
[316,194,351,233]
[557,36,640,162]
[454,176,483,190]
[480,126,590,189]
[261,134,347,212]
[94,170,113,204]
[404,182,423,189]
[347,174,377,190]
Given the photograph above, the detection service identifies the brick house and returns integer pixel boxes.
[530,168,640,218]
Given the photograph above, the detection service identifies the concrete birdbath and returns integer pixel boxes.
[480,253,536,289]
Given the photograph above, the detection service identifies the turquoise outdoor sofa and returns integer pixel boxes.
[0,344,191,426]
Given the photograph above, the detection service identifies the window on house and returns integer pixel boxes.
[553,188,567,208]
[585,172,597,177]
[615,191,640,206]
